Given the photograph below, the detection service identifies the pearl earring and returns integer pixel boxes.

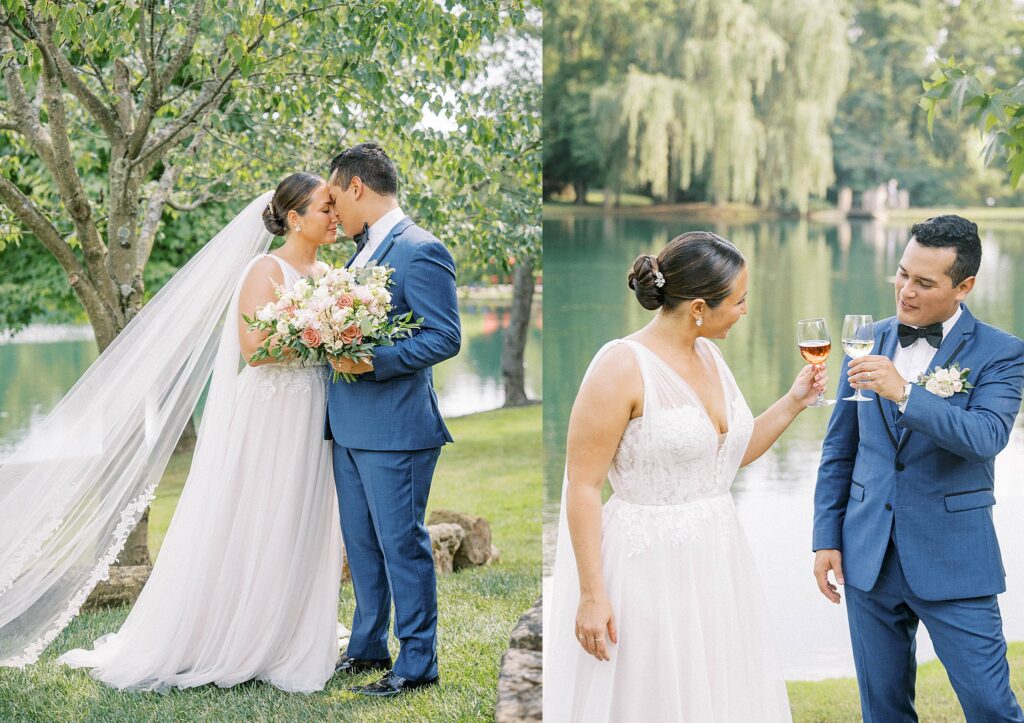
[696,318,703,327]
[295,225,302,232]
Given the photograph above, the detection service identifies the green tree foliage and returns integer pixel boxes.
[834,0,1024,205]
[545,0,850,212]
[542,0,633,202]
[921,59,1024,190]
[0,0,534,346]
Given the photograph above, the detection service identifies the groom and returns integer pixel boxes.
[813,215,1024,722]
[325,143,461,697]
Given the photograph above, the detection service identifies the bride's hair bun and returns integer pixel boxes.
[628,255,664,310]
[262,200,287,236]
[262,172,325,237]
[627,232,746,313]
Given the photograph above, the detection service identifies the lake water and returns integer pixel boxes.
[0,298,541,459]
[543,212,1024,680]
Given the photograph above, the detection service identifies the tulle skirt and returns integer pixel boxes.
[544,493,792,722]
[59,364,343,692]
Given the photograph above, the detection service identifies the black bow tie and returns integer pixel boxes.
[897,322,943,349]
[353,222,370,254]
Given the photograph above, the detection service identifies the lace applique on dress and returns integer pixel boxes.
[601,339,755,554]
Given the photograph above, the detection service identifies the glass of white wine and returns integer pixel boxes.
[797,318,835,407]
[842,314,874,402]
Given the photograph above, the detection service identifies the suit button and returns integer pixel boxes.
[895,462,905,472]
[885,503,893,511]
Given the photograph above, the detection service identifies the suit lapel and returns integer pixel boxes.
[895,304,975,454]
[931,304,974,372]
[875,320,901,448]
[343,216,414,269]
[370,217,413,267]
[344,243,360,269]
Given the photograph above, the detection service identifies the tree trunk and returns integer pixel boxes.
[573,180,588,205]
[501,259,535,407]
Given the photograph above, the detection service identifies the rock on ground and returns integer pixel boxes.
[495,595,543,722]
[83,565,151,611]
[428,522,465,575]
[427,509,496,569]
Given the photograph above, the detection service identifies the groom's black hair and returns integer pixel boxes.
[328,142,399,196]
[910,214,981,285]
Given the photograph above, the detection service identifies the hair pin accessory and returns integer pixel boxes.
[654,270,665,288]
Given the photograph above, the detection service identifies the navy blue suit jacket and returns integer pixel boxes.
[813,305,1024,600]
[325,217,461,450]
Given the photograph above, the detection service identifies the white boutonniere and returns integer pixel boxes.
[916,363,973,398]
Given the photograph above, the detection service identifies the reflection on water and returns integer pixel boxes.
[544,213,1024,680]
[0,302,541,458]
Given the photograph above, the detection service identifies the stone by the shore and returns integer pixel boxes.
[495,595,543,722]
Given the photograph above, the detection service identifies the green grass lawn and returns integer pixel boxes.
[788,641,1024,722]
[0,405,541,722]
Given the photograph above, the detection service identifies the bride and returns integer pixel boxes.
[1,172,346,692]
[543,231,827,722]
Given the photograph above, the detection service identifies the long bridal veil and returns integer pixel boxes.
[0,192,274,667]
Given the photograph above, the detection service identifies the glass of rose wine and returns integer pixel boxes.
[842,314,875,402]
[797,318,835,407]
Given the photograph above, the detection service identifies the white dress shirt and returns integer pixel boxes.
[350,206,406,268]
[894,305,962,412]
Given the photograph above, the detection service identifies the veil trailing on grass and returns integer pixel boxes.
[0,192,274,667]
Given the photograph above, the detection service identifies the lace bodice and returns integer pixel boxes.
[605,339,754,505]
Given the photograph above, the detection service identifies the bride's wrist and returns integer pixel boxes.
[783,392,805,416]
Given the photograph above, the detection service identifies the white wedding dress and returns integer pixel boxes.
[58,255,344,692]
[544,338,791,722]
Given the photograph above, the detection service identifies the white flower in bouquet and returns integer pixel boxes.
[256,305,276,323]
[353,286,373,305]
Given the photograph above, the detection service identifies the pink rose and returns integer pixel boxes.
[340,323,361,345]
[300,327,322,348]
[336,294,354,308]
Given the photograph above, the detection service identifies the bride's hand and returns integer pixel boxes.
[787,364,827,409]
[575,593,617,661]
[329,356,374,375]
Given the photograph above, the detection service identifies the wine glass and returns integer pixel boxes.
[841,314,875,402]
[797,318,835,407]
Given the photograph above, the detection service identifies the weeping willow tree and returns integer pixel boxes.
[591,0,850,212]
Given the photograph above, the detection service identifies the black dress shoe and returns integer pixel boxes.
[334,654,392,675]
[350,671,439,698]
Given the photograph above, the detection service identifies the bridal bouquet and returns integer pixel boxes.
[244,263,421,382]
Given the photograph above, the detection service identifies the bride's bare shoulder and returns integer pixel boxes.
[237,257,286,313]
[243,255,285,288]
[580,341,642,392]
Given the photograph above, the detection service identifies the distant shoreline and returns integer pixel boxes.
[544,201,1024,225]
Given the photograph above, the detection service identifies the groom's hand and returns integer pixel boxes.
[329,357,374,375]
[848,355,906,402]
[814,549,845,604]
